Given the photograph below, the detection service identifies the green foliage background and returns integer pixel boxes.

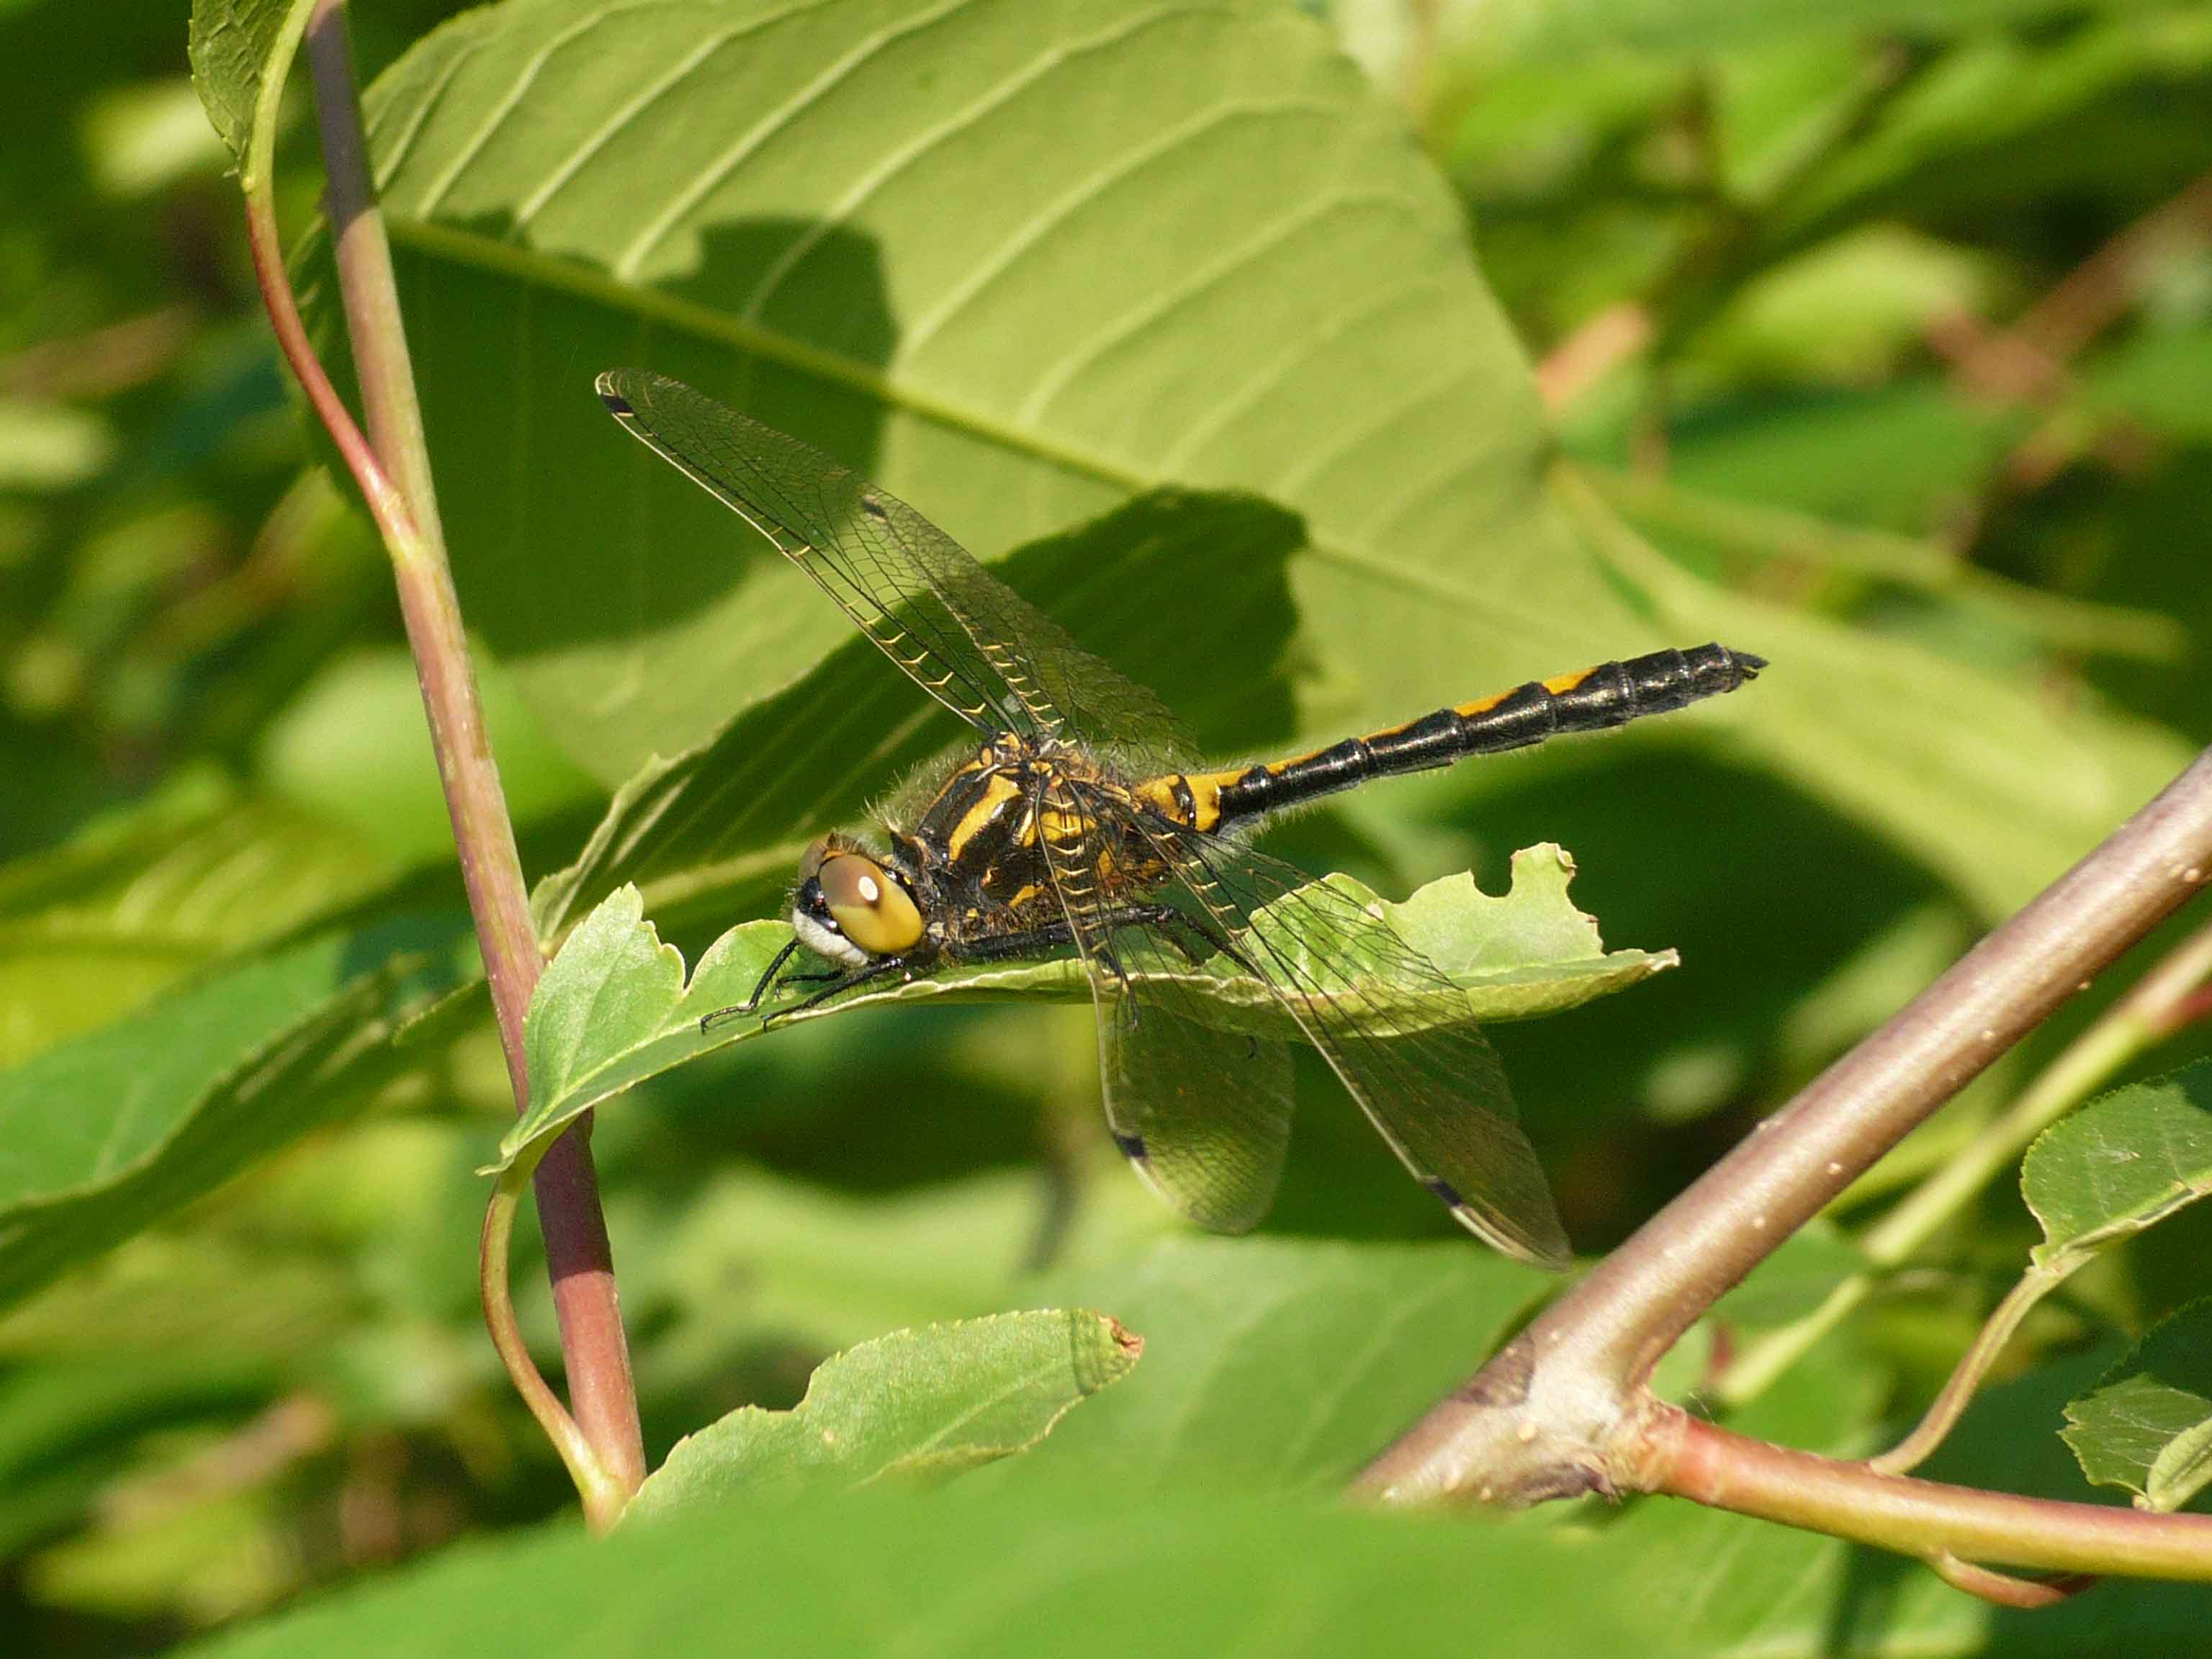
[4,0,2212,1650]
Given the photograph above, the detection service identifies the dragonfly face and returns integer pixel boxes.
[787,834,925,968]
[599,367,1766,1269]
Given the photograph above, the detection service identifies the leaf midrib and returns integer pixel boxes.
[384,215,1556,623]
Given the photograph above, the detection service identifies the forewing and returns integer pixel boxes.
[1112,805,1571,1268]
[1034,779,1292,1231]
[597,369,1187,754]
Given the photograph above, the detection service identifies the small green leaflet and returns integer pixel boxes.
[2064,1298,2212,1513]
[2023,1062,2212,1267]
[625,1311,1140,1518]
[187,0,313,181]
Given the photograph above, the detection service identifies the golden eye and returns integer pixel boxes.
[797,839,828,882]
[817,854,924,956]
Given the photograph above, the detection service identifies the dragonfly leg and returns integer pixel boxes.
[756,955,912,1029]
[700,938,804,1031]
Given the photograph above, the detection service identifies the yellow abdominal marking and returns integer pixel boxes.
[1133,773,1223,833]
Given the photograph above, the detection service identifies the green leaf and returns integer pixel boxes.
[1711,1220,1867,1332]
[626,1310,1139,1517]
[1558,464,2195,917]
[498,848,1670,1176]
[1490,0,2186,62]
[186,0,311,179]
[2023,1063,2212,1266]
[531,488,1304,938]
[2064,1299,2212,1511]
[0,914,474,1312]
[0,400,114,491]
[0,1357,269,1559]
[258,647,598,868]
[174,1441,1998,1659]
[994,1236,1547,1492]
[0,772,397,1066]
[2085,321,2212,444]
[630,1170,1066,1398]
[180,1294,2100,1658]
[348,0,1645,783]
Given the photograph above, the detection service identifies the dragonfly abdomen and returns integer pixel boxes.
[1154,643,1763,830]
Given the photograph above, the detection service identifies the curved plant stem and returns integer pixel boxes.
[480,1164,627,1532]
[1720,914,2212,1408]
[1654,1413,2212,1588]
[1356,745,2212,1581]
[1869,1264,2067,1477]
[235,0,645,1513]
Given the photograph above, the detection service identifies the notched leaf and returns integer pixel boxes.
[495,851,1671,1175]
[623,1310,1140,1518]
[2023,1062,2212,1264]
[187,0,313,175]
[2063,1298,2212,1513]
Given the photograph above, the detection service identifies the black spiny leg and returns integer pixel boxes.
[701,938,801,1031]
[755,954,917,1029]
[698,938,871,1032]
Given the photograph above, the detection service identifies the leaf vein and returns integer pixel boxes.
[611,0,985,282]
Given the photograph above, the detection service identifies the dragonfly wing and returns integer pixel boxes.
[1034,779,1292,1231]
[598,369,1187,754]
[1112,803,1571,1269]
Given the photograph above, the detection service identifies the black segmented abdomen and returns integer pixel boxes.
[1212,643,1763,824]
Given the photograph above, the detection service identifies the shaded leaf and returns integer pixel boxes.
[631,1171,1066,1397]
[2064,1298,2212,1511]
[991,1236,1547,1493]
[1560,464,2195,917]
[0,914,475,1312]
[499,849,1670,1175]
[0,773,396,1066]
[531,489,1305,938]
[627,1310,1140,1517]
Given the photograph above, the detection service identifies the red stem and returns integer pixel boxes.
[1658,1412,2212,1583]
[287,0,644,1503]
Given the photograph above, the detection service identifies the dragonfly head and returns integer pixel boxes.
[791,835,925,965]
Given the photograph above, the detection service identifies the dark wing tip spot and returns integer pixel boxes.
[1421,1176,1466,1210]
[1112,1132,1148,1164]
[599,391,635,416]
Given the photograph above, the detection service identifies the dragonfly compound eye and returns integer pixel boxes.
[817,854,924,956]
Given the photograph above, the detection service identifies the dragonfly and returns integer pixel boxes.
[597,368,1763,1267]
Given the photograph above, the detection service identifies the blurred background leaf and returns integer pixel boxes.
[4,0,2212,1649]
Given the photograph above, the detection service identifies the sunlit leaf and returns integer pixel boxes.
[498,848,1671,1176]
[341,0,1646,783]
[0,773,396,1065]
[627,1310,1139,1516]
[2023,1064,2212,1264]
